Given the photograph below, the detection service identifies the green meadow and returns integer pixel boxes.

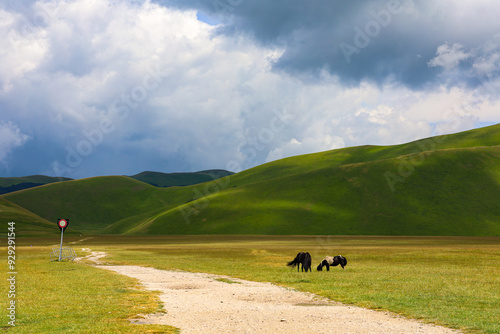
[2,236,498,333]
[0,241,177,333]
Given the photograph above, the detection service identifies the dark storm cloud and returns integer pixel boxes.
[157,0,500,88]
[1,0,499,178]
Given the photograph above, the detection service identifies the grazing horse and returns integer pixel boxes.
[317,255,347,271]
[287,252,312,272]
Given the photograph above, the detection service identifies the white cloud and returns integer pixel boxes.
[0,0,499,177]
[266,135,345,163]
[355,106,394,125]
[0,122,30,162]
[470,34,500,82]
[338,102,433,146]
[428,43,471,70]
[0,9,48,93]
[473,53,500,76]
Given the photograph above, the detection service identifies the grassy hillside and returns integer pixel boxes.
[130,169,233,187]
[0,197,62,237]
[3,176,198,234]
[4,124,500,236]
[0,175,72,194]
[229,122,500,186]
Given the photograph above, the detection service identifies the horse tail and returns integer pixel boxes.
[287,253,301,267]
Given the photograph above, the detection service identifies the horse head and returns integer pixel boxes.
[337,255,347,269]
[317,259,327,271]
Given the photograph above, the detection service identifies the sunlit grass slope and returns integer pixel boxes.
[140,146,500,235]
[4,124,500,236]
[130,124,500,235]
[228,122,500,186]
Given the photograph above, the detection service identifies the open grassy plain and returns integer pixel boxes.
[0,238,177,333]
[4,236,498,333]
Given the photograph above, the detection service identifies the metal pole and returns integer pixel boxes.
[59,228,64,261]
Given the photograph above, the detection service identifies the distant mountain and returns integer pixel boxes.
[0,175,73,195]
[3,123,500,236]
[0,170,234,195]
[130,170,234,187]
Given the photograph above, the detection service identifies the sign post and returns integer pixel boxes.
[57,219,69,261]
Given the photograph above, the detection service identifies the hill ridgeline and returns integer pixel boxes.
[3,124,500,236]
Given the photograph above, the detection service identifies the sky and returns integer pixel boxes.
[1,0,500,179]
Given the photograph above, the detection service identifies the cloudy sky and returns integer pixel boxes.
[1,0,499,178]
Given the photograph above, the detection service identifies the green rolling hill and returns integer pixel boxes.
[3,124,500,236]
[130,169,234,187]
[0,175,73,194]
[2,176,198,234]
[0,170,233,195]
[0,197,62,237]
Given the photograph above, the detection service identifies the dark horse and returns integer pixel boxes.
[317,255,347,271]
[287,252,312,272]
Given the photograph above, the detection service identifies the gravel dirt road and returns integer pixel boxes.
[80,250,462,334]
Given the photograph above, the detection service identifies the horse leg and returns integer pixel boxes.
[326,263,330,271]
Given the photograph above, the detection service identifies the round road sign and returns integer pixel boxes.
[58,219,68,229]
